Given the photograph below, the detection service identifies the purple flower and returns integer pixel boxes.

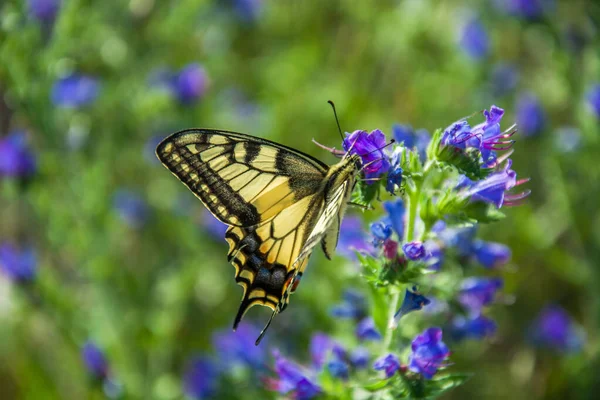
[530,305,583,353]
[330,289,367,320]
[0,131,36,179]
[51,74,100,109]
[402,241,425,261]
[213,322,266,370]
[82,341,109,379]
[495,0,554,19]
[395,287,431,320]
[516,93,546,137]
[267,351,321,400]
[0,243,37,283]
[113,189,149,229]
[451,315,497,341]
[554,126,581,153]
[356,317,382,341]
[459,17,489,60]
[383,199,405,240]
[27,0,61,23]
[183,356,219,399]
[350,347,370,369]
[585,83,600,119]
[202,210,228,239]
[337,216,374,259]
[173,64,209,105]
[309,333,344,369]
[343,129,390,181]
[233,0,263,22]
[408,327,450,379]
[383,239,399,260]
[458,277,503,314]
[373,354,400,378]
[472,240,511,268]
[490,63,519,97]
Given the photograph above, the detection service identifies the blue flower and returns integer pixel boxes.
[350,347,370,369]
[173,63,209,105]
[0,243,37,283]
[395,287,431,320]
[327,359,350,381]
[529,305,584,353]
[423,240,444,270]
[516,93,546,137]
[0,131,36,179]
[268,351,321,400]
[495,0,554,19]
[472,239,511,268]
[51,74,100,109]
[408,327,450,379]
[233,0,263,22]
[183,356,219,399]
[490,63,519,97]
[212,322,266,370]
[27,0,61,23]
[310,333,340,369]
[392,124,415,148]
[458,277,503,313]
[451,315,497,341]
[82,341,109,379]
[356,317,382,342]
[113,189,150,229]
[330,289,367,320]
[202,210,228,239]
[370,221,393,247]
[436,222,477,257]
[383,199,405,240]
[459,17,489,60]
[585,83,600,119]
[402,241,425,261]
[386,163,403,195]
[373,354,400,378]
[336,216,374,259]
[414,129,431,160]
[343,129,390,181]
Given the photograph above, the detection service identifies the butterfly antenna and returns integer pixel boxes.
[255,309,277,345]
[360,139,396,157]
[328,100,344,142]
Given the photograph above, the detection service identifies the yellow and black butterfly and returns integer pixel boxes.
[156,126,364,344]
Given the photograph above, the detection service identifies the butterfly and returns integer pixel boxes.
[156,128,364,344]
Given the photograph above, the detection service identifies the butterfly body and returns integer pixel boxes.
[156,129,361,342]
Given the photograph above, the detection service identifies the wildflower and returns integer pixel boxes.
[383,199,405,241]
[458,277,503,313]
[414,129,431,161]
[516,93,546,136]
[392,124,415,148]
[373,354,400,378]
[408,327,450,379]
[0,243,37,283]
[113,189,149,229]
[436,223,477,257]
[51,74,100,109]
[350,347,370,369]
[337,216,374,259]
[343,129,390,181]
[310,333,344,369]
[233,0,263,22]
[82,341,109,380]
[213,322,266,370]
[27,0,61,23]
[423,240,444,270]
[356,317,382,341]
[370,221,393,247]
[490,63,519,97]
[267,351,321,400]
[402,241,426,261]
[383,239,399,260]
[395,287,431,320]
[451,315,497,341]
[585,83,600,119]
[459,17,489,60]
[472,240,511,268]
[529,305,584,353]
[327,359,350,380]
[183,356,220,399]
[386,163,403,195]
[495,0,553,20]
[330,289,367,320]
[173,63,209,105]
[0,132,36,179]
[202,210,228,239]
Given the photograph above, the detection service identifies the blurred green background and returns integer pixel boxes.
[1,0,600,399]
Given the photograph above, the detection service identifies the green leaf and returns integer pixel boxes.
[351,180,380,207]
[362,378,394,392]
[463,202,506,223]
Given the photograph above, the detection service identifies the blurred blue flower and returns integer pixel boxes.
[82,341,109,379]
[51,74,100,109]
[458,277,503,313]
[370,221,392,247]
[516,93,546,137]
[327,359,349,381]
[490,63,519,97]
[337,216,374,259]
[373,354,400,378]
[437,223,477,257]
[472,239,511,268]
[383,199,405,240]
[330,289,367,320]
[0,243,37,283]
[27,0,61,23]
[459,17,490,60]
[395,287,431,320]
[392,124,415,148]
[356,317,382,341]
[113,189,150,229]
[414,129,431,160]
[495,0,554,19]
[183,356,219,399]
[529,305,584,353]
[0,131,36,179]
[343,129,390,181]
[350,347,370,369]
[310,333,343,369]
[267,351,321,400]
[174,63,209,105]
[233,0,263,22]
[202,209,228,239]
[585,83,600,119]
[402,241,425,261]
[423,240,444,270]
[451,315,497,341]
[408,327,450,379]
[213,322,266,370]
[554,126,581,153]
